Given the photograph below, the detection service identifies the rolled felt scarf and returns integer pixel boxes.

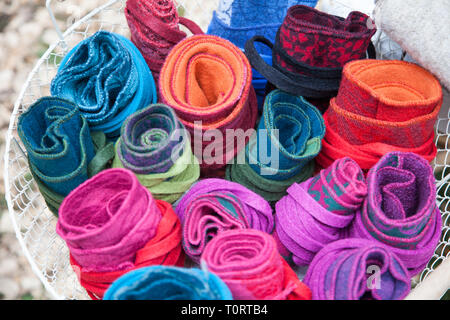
[316,60,442,171]
[17,97,114,215]
[348,152,442,276]
[303,238,411,300]
[175,179,274,262]
[244,5,376,99]
[225,89,324,202]
[112,104,200,203]
[201,229,312,300]
[124,0,203,81]
[50,31,157,139]
[57,168,184,299]
[274,157,367,266]
[159,35,258,176]
[103,265,232,300]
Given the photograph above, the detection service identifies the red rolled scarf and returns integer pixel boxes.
[159,35,258,177]
[316,60,442,172]
[201,229,311,300]
[125,0,203,81]
[56,169,183,300]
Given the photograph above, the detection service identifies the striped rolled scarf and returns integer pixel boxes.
[17,97,114,215]
[159,35,258,177]
[112,104,200,203]
[274,157,367,266]
[103,265,232,300]
[304,239,411,300]
[201,229,312,300]
[348,152,442,276]
[244,5,376,100]
[175,179,274,262]
[316,60,442,172]
[56,168,184,299]
[51,31,157,139]
[226,89,324,203]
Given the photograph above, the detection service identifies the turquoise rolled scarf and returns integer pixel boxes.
[103,265,233,300]
[51,31,157,139]
[17,97,114,215]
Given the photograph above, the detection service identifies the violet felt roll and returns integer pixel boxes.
[303,238,411,300]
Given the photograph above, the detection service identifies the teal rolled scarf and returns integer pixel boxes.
[226,89,324,202]
[103,265,232,300]
[17,97,114,215]
[112,104,200,203]
[51,31,157,139]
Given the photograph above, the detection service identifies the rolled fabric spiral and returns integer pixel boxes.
[303,238,411,300]
[112,104,200,203]
[57,168,184,299]
[207,0,318,110]
[175,179,274,262]
[17,97,114,215]
[51,31,157,139]
[226,89,324,202]
[104,265,232,300]
[348,151,442,276]
[124,0,203,81]
[159,35,258,176]
[201,229,312,300]
[244,5,376,99]
[274,157,367,266]
[316,60,442,171]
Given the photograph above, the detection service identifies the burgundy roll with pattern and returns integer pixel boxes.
[175,179,274,262]
[274,157,367,266]
[348,151,442,276]
[202,229,312,300]
[304,238,411,300]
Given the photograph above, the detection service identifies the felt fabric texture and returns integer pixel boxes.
[348,152,442,276]
[274,157,367,266]
[244,5,376,98]
[17,97,114,215]
[69,199,184,300]
[201,229,312,300]
[124,0,203,81]
[159,35,258,176]
[303,238,411,300]
[374,0,450,90]
[50,31,157,139]
[175,179,274,262]
[316,60,442,171]
[225,89,324,202]
[349,152,442,276]
[56,168,163,273]
[103,265,232,300]
[112,104,200,203]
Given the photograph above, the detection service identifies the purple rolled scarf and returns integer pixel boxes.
[175,178,274,262]
[274,157,367,265]
[348,151,442,276]
[56,168,162,272]
[304,238,411,300]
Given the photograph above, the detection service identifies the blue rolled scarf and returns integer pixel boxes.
[51,31,157,139]
[17,97,114,214]
[207,0,318,110]
[103,265,233,300]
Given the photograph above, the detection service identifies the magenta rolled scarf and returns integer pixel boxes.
[303,238,411,300]
[175,179,274,262]
[348,151,442,276]
[274,157,367,265]
[56,168,162,272]
[201,229,312,300]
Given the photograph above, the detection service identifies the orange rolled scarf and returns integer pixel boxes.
[159,35,258,177]
[316,60,442,171]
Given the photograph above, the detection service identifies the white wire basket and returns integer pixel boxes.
[3,0,449,300]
